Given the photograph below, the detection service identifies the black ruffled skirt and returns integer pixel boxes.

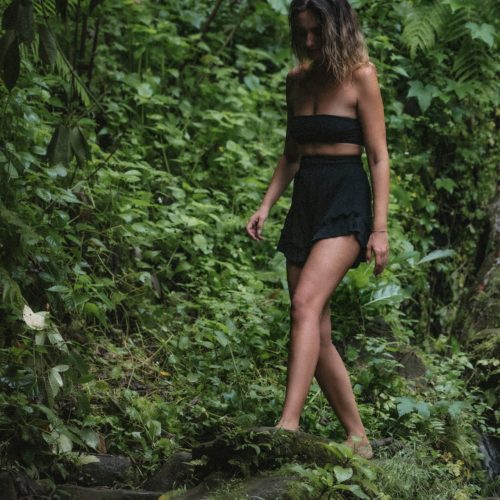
[276,155,372,269]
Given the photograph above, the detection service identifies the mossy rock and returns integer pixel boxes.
[161,471,304,500]
[72,454,136,487]
[191,426,357,478]
[144,451,194,491]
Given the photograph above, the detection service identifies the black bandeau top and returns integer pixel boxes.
[290,114,364,146]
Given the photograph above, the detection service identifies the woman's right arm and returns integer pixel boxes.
[246,71,301,241]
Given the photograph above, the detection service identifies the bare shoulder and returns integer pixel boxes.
[287,64,310,84]
[288,65,302,78]
[288,63,309,78]
[351,61,378,87]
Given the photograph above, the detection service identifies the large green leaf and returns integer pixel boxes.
[70,126,90,166]
[0,30,20,90]
[333,484,370,499]
[38,24,57,66]
[2,0,34,43]
[47,124,72,166]
[415,400,430,418]
[408,80,439,113]
[16,0,34,43]
[365,284,405,307]
[0,29,15,66]
[417,249,455,264]
[333,465,353,483]
[1,0,19,31]
[48,367,63,397]
[465,22,495,47]
[396,397,415,417]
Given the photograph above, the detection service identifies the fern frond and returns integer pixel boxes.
[484,0,500,22]
[442,8,469,44]
[461,0,498,25]
[401,1,449,58]
[33,0,56,18]
[33,0,81,19]
[452,41,495,83]
[31,1,104,112]
[53,45,96,108]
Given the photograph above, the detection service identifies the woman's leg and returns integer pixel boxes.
[285,262,369,440]
[276,235,368,440]
[314,315,369,441]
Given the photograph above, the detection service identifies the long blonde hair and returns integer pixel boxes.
[289,0,369,82]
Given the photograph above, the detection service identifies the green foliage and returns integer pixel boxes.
[375,443,484,500]
[400,0,498,84]
[280,454,380,499]
[0,0,498,495]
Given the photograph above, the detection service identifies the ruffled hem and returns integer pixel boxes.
[277,211,371,269]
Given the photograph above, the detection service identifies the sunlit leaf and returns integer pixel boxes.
[23,304,49,330]
[75,454,100,465]
[47,164,67,178]
[333,484,370,499]
[266,0,288,15]
[80,429,100,450]
[417,249,455,264]
[365,284,405,307]
[465,22,494,47]
[333,465,353,483]
[415,400,430,418]
[137,82,153,98]
[214,330,229,347]
[56,432,73,453]
[396,397,415,417]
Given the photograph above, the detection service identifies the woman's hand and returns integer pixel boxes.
[246,207,269,241]
[366,231,389,275]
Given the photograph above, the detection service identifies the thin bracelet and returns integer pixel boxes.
[372,229,388,233]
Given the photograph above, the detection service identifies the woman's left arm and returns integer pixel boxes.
[353,62,390,275]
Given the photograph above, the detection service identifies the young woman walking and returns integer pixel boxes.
[246,0,390,459]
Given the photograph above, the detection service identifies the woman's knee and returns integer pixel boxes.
[290,292,322,324]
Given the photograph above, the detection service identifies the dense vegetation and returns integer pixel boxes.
[0,0,498,497]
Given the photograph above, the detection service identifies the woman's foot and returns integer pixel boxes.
[273,424,301,432]
[341,434,374,459]
[273,420,300,432]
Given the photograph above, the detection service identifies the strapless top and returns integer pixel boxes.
[290,114,364,145]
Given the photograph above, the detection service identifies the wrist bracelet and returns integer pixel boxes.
[372,229,387,233]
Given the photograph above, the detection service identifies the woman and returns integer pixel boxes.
[246,0,389,459]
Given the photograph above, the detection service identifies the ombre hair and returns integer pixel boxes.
[289,0,369,82]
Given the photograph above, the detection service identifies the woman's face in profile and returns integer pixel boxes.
[295,9,323,61]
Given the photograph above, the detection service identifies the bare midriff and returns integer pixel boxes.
[298,142,363,157]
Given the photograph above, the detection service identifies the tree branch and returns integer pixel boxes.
[200,0,225,39]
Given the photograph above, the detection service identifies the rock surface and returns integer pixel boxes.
[191,426,342,478]
[143,451,193,491]
[57,484,163,500]
[166,472,301,500]
[394,348,426,379]
[53,428,399,499]
[74,454,135,487]
[0,470,51,500]
[56,485,164,499]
